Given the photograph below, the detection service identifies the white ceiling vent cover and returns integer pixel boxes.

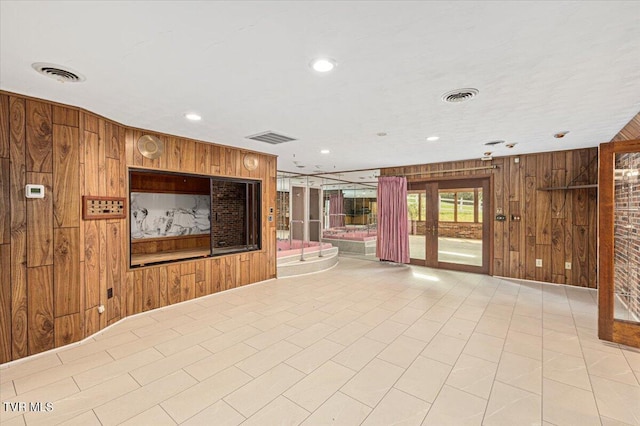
[32,62,86,83]
[441,88,479,103]
[246,131,297,145]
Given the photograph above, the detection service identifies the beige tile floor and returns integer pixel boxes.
[1,257,639,426]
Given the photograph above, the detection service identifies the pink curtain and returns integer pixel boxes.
[329,192,345,228]
[376,176,410,263]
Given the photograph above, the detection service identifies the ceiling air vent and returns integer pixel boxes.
[484,140,505,146]
[246,131,297,145]
[32,62,86,83]
[441,88,479,103]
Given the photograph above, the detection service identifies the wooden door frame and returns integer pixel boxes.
[408,175,494,275]
[598,139,640,348]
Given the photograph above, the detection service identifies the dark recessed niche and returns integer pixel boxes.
[129,169,261,268]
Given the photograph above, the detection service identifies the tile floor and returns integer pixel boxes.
[1,257,639,425]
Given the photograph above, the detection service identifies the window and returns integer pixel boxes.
[129,169,261,267]
[438,189,483,223]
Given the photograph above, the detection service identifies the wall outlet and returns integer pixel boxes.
[535,259,543,267]
[565,262,572,270]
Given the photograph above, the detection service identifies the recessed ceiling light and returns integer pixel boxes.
[320,149,330,154]
[184,113,202,121]
[426,136,439,142]
[554,131,569,139]
[310,58,336,73]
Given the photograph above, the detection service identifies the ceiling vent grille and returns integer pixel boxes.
[32,63,86,83]
[246,131,297,145]
[441,88,479,103]
[484,140,505,146]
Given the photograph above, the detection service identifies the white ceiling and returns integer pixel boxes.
[1,1,639,174]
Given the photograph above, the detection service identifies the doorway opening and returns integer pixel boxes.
[407,177,492,274]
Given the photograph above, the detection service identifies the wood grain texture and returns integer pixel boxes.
[10,96,28,359]
[0,94,9,158]
[611,112,640,142]
[84,219,100,309]
[85,306,99,337]
[52,105,79,127]
[0,244,11,363]
[2,92,277,362]
[380,148,598,287]
[181,273,195,302]
[54,313,82,347]
[26,172,53,267]
[167,264,181,305]
[54,227,80,316]
[0,158,9,244]
[27,265,54,355]
[106,222,122,322]
[143,268,159,311]
[25,100,53,173]
[53,125,79,228]
[105,121,121,160]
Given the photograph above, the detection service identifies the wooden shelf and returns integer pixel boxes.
[538,184,598,191]
[131,248,210,267]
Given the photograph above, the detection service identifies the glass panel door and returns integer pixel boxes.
[407,191,426,262]
[598,140,640,349]
[613,153,639,323]
[437,188,483,267]
[408,178,490,274]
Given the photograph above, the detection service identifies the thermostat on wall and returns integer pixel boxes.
[25,184,45,198]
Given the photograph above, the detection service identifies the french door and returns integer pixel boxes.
[407,177,491,274]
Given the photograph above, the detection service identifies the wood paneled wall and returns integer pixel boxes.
[0,91,277,363]
[381,148,598,288]
[611,112,640,141]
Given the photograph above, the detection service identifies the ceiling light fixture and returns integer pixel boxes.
[320,149,330,154]
[554,131,569,139]
[426,136,440,142]
[184,113,202,121]
[310,58,336,73]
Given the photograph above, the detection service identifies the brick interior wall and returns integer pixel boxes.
[614,152,640,319]
[212,181,246,248]
[409,221,482,239]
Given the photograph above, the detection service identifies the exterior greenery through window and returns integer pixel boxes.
[408,189,483,223]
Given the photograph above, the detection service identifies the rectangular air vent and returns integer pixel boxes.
[246,131,297,145]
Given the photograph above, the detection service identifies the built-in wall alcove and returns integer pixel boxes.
[129,169,261,267]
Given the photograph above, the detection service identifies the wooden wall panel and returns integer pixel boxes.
[2,91,277,363]
[167,264,181,305]
[611,112,640,141]
[0,244,11,363]
[0,94,9,158]
[84,219,100,310]
[53,125,79,228]
[106,222,123,322]
[10,96,28,359]
[25,100,52,173]
[143,268,159,311]
[380,147,598,287]
[181,273,195,302]
[54,313,82,347]
[26,172,53,267]
[0,158,9,244]
[52,105,79,127]
[53,227,80,316]
[27,265,54,355]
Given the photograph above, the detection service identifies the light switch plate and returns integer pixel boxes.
[535,259,543,267]
[565,262,572,270]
